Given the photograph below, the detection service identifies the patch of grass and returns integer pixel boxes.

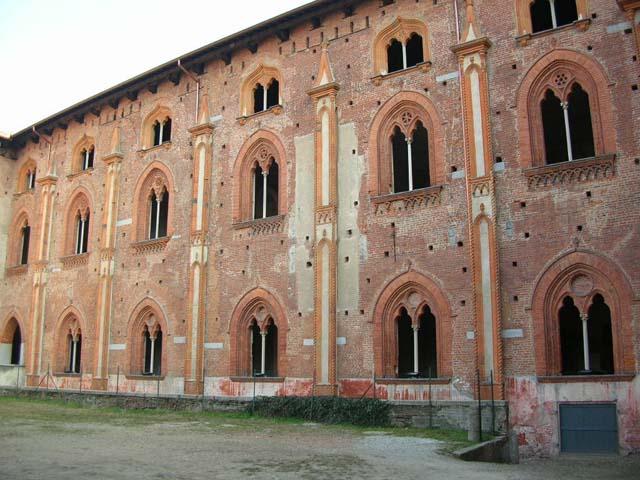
[0,395,478,452]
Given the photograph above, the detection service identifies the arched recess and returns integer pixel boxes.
[232,130,288,223]
[17,159,37,193]
[70,135,96,173]
[516,49,615,168]
[368,91,445,195]
[141,105,173,150]
[373,270,452,378]
[229,287,288,377]
[373,17,430,76]
[126,297,169,376]
[530,250,635,376]
[131,161,176,242]
[62,187,93,256]
[0,311,26,365]
[8,208,32,266]
[53,306,86,374]
[239,64,283,117]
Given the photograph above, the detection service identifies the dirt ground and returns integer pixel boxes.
[0,397,637,480]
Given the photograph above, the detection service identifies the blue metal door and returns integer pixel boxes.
[560,403,618,453]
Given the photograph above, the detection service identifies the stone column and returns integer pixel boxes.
[452,0,504,399]
[91,127,123,390]
[308,44,340,396]
[184,94,214,395]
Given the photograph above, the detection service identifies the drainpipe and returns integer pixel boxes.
[177,60,200,124]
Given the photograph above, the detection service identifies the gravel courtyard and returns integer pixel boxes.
[0,397,637,480]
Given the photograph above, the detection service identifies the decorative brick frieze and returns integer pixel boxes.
[371,185,442,216]
[525,155,616,189]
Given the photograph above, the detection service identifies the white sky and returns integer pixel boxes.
[0,0,310,135]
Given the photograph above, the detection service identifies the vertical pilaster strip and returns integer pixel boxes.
[308,45,340,396]
[618,1,640,56]
[184,95,214,395]
[452,1,504,399]
[92,127,123,390]
[26,175,57,386]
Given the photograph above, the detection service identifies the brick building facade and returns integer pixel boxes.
[0,0,638,457]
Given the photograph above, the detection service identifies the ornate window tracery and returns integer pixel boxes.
[373,18,430,77]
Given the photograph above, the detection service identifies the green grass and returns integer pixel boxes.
[0,395,476,451]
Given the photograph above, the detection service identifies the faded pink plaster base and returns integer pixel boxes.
[339,378,474,401]
[506,376,640,457]
[206,377,314,398]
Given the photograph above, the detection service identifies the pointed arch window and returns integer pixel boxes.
[252,159,279,219]
[143,325,163,376]
[253,78,280,114]
[250,320,278,376]
[65,331,82,374]
[18,162,37,193]
[148,188,169,239]
[152,117,172,146]
[387,33,424,74]
[20,222,31,265]
[396,306,437,378]
[80,146,95,171]
[11,324,22,365]
[75,210,90,255]
[391,120,431,193]
[541,82,595,164]
[559,294,614,375]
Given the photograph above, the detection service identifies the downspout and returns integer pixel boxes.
[177,60,200,124]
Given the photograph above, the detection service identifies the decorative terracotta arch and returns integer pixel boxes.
[8,208,32,266]
[62,187,93,256]
[530,250,635,376]
[229,288,288,377]
[70,134,96,173]
[372,17,430,76]
[131,161,176,242]
[141,105,173,149]
[232,130,288,223]
[53,306,85,373]
[368,91,445,195]
[373,270,452,378]
[239,64,284,117]
[126,297,169,375]
[516,49,615,168]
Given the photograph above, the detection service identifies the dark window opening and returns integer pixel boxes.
[10,325,21,365]
[153,121,162,146]
[149,192,158,239]
[555,0,578,27]
[20,225,30,265]
[250,321,278,377]
[253,164,265,220]
[162,118,172,143]
[66,334,81,374]
[82,213,90,253]
[75,212,89,254]
[411,121,430,189]
[559,296,584,375]
[397,308,414,377]
[254,83,265,113]
[143,329,162,376]
[587,294,614,374]
[418,306,437,378]
[541,89,568,164]
[266,161,279,217]
[26,169,36,190]
[391,127,409,193]
[530,0,554,33]
[387,38,404,73]
[266,79,279,109]
[567,83,595,160]
[158,191,169,238]
[406,33,424,68]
